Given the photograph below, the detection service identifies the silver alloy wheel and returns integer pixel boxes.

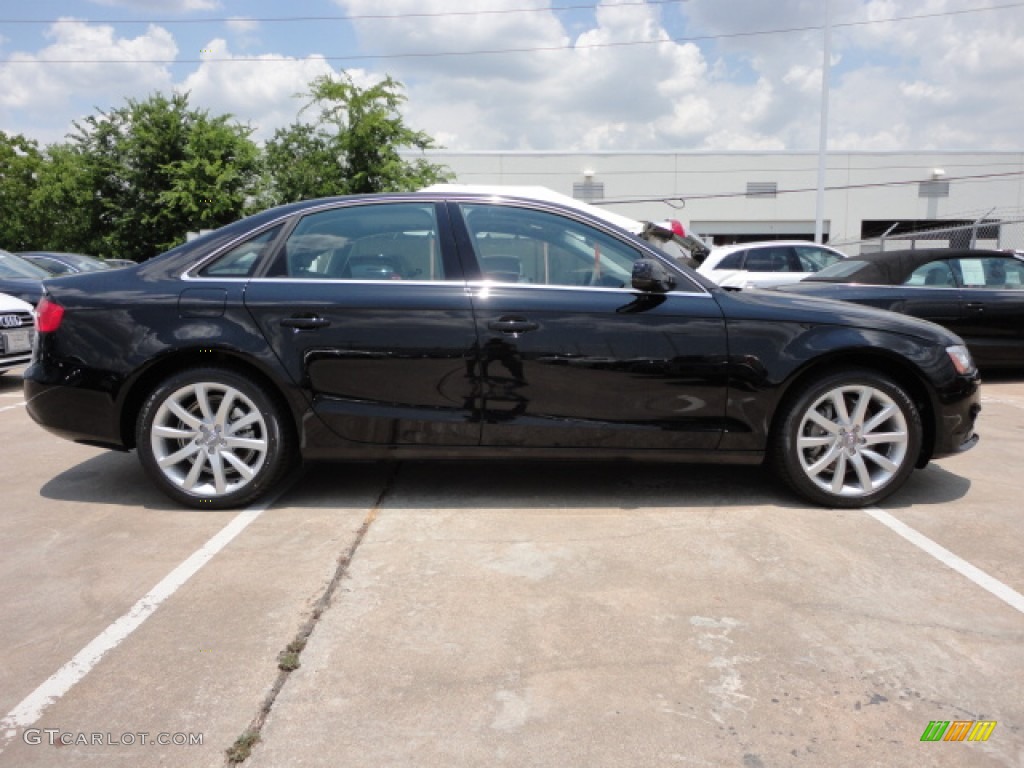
[795,383,910,500]
[150,381,269,498]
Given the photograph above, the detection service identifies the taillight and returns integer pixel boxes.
[35,297,65,333]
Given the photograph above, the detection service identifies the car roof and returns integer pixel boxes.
[420,184,644,234]
[20,251,100,262]
[807,248,1017,285]
[709,240,843,254]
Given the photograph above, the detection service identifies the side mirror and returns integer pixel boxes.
[631,259,676,293]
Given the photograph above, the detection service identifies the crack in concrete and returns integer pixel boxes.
[223,464,400,765]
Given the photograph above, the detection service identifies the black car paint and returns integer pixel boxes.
[782,248,1024,368]
[24,194,980,478]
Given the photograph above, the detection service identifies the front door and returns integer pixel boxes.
[449,201,729,451]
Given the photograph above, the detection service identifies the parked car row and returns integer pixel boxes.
[696,240,847,289]
[24,191,981,511]
[692,238,1023,369]
[776,248,1024,369]
[0,249,50,305]
[0,249,133,306]
[19,251,118,275]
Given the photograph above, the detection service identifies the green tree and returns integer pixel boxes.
[0,131,45,250]
[69,92,261,261]
[262,122,345,206]
[28,143,94,253]
[263,72,450,204]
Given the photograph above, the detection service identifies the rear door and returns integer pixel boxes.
[449,201,729,451]
[949,255,1024,366]
[240,200,482,446]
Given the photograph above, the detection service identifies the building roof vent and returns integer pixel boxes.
[572,179,605,203]
[919,180,950,198]
[746,181,778,198]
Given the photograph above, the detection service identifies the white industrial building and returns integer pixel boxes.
[422,150,1024,253]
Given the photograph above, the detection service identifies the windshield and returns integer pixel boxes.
[0,250,51,279]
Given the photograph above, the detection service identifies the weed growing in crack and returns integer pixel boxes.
[226,730,260,763]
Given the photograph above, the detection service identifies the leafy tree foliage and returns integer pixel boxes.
[0,132,45,251]
[263,72,450,204]
[1,74,448,258]
[28,143,94,253]
[69,93,261,261]
[262,121,345,206]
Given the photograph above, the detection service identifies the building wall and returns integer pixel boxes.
[422,150,1024,248]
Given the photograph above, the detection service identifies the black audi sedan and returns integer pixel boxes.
[24,192,981,510]
[777,248,1024,368]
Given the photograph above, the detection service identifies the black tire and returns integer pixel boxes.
[770,368,922,508]
[136,367,296,509]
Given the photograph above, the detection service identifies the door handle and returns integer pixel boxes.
[964,302,985,314]
[280,314,331,329]
[487,317,539,334]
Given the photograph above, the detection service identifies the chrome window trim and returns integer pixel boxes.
[179,194,712,296]
[175,274,714,297]
[464,279,715,297]
[183,277,465,287]
[182,195,441,280]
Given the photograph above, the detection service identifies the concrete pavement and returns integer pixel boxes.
[0,370,1021,767]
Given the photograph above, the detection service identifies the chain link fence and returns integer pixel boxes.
[834,217,1024,254]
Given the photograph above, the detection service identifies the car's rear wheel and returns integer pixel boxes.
[136,367,295,509]
[771,369,922,508]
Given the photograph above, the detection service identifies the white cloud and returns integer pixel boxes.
[3,1,1024,152]
[177,41,338,141]
[226,18,260,34]
[335,0,727,150]
[0,20,177,113]
[223,17,262,51]
[90,0,219,10]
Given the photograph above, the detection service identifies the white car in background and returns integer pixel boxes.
[697,240,847,289]
[0,291,35,375]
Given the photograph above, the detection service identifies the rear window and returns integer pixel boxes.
[715,251,745,270]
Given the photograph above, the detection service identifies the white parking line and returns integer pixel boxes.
[0,485,292,753]
[864,507,1024,615]
[0,402,26,414]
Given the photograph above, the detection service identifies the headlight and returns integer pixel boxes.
[945,345,975,375]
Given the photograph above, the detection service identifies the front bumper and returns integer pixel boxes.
[929,374,982,461]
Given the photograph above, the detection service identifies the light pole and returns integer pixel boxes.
[814,0,832,244]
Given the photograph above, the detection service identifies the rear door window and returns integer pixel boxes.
[264,203,447,281]
[199,226,283,278]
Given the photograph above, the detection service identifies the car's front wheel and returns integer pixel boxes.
[771,369,922,508]
[136,367,295,509]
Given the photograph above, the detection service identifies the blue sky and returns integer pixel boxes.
[2,0,1023,151]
